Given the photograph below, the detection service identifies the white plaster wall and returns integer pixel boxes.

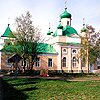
[66,37,81,43]
[57,45,61,70]
[57,29,62,35]
[78,57,82,71]
[53,44,61,70]
[46,36,59,45]
[61,18,71,27]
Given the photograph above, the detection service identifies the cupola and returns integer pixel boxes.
[60,9,71,19]
[57,23,63,29]
[60,7,72,27]
[80,18,87,37]
[47,23,53,35]
[47,29,51,35]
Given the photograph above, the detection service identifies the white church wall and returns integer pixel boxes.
[46,36,59,45]
[57,29,62,35]
[52,44,61,70]
[61,18,71,27]
[66,37,81,43]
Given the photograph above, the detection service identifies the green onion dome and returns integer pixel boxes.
[47,30,51,35]
[81,27,87,33]
[60,10,71,19]
[57,24,63,29]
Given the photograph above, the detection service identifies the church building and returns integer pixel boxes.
[44,7,88,73]
[0,7,93,73]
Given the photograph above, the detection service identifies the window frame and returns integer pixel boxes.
[72,57,77,67]
[72,49,77,54]
[48,58,53,67]
[62,48,67,54]
[62,57,66,67]
[35,57,40,67]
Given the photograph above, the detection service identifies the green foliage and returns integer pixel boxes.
[12,11,43,71]
[2,78,100,100]
[80,25,100,64]
[15,11,42,58]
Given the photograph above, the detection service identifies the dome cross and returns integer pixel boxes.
[65,0,67,10]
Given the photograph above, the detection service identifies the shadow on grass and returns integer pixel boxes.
[21,86,38,91]
[5,78,40,86]
[0,78,29,100]
[10,81,39,86]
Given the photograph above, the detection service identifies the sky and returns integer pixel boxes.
[0,0,100,37]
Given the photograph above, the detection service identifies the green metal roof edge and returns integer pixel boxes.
[67,42,80,44]
[57,42,80,45]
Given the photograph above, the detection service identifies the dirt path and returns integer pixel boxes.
[2,75,100,81]
[1,74,100,81]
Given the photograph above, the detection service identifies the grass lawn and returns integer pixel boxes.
[1,77,100,100]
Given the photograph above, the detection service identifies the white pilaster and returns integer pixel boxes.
[68,48,72,72]
[78,57,82,73]
[57,46,62,70]
[57,29,62,35]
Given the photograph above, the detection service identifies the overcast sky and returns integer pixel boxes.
[0,0,100,36]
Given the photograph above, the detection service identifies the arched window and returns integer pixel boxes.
[72,57,77,67]
[67,21,69,26]
[62,57,66,67]
[63,49,66,52]
[62,48,67,54]
[72,49,77,54]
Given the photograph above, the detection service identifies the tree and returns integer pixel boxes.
[14,11,43,72]
[80,25,100,72]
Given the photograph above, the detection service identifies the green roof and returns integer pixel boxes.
[1,24,15,38]
[60,10,71,19]
[52,30,57,37]
[0,44,21,53]
[57,42,80,45]
[36,43,57,54]
[63,26,78,36]
[1,43,57,54]
[67,42,80,45]
[52,26,78,37]
[57,24,63,29]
